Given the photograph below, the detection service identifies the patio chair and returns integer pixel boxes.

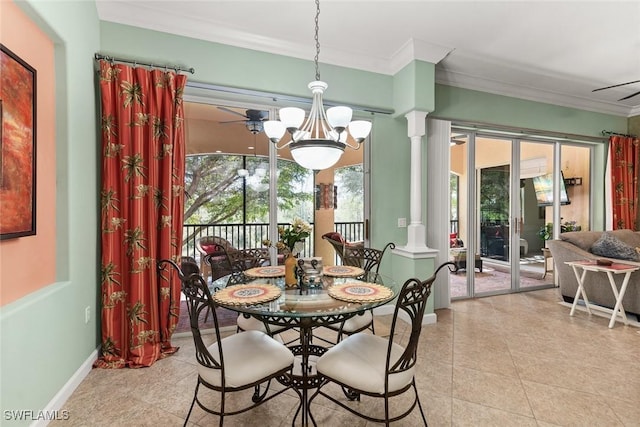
[322,242,396,344]
[195,236,236,282]
[322,232,364,265]
[157,259,296,426]
[308,262,455,426]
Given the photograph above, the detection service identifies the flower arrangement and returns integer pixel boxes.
[263,218,312,256]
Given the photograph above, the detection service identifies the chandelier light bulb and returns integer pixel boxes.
[326,106,352,132]
[278,107,306,130]
[264,120,286,143]
[348,120,372,143]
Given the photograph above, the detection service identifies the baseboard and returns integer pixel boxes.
[373,304,437,326]
[31,348,98,427]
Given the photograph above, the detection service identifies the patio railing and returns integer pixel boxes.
[182,221,364,261]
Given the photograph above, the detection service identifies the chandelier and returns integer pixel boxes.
[264,0,371,170]
[238,164,269,192]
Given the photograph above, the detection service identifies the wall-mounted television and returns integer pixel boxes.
[533,172,570,206]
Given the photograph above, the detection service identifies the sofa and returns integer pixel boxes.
[547,229,640,317]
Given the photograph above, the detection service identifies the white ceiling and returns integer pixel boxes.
[96,0,640,117]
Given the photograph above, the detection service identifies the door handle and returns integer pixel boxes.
[365,219,370,240]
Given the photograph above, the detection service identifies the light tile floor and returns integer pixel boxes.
[51,288,640,426]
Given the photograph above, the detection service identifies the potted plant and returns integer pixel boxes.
[538,220,581,243]
[263,218,312,286]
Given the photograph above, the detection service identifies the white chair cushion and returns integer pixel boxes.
[198,330,294,388]
[236,314,286,334]
[340,310,373,333]
[316,333,414,394]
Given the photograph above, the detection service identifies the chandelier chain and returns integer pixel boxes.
[314,0,321,81]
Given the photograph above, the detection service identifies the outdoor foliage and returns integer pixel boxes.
[335,164,364,222]
[184,154,313,226]
[480,165,510,222]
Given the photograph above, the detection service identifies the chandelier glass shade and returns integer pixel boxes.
[263,0,371,171]
[238,164,269,192]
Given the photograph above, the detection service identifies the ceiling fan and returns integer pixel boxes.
[592,79,640,101]
[218,107,269,134]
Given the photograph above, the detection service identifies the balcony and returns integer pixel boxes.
[183,221,364,264]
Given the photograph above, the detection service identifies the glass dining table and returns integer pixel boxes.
[209,265,399,427]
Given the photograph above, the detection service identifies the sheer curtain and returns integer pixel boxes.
[95,60,187,368]
[608,135,639,231]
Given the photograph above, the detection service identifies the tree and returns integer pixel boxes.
[479,165,510,223]
[184,154,312,226]
[335,164,363,222]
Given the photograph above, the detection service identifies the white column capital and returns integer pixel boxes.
[404,110,429,138]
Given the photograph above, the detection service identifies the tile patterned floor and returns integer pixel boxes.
[51,288,640,426]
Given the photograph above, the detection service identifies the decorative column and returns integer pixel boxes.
[394,110,436,257]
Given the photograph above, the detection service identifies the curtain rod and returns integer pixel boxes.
[445,118,606,143]
[94,53,195,74]
[601,130,636,138]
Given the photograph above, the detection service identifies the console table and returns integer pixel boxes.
[565,260,639,328]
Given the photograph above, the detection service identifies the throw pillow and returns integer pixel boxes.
[590,232,640,261]
[323,232,345,243]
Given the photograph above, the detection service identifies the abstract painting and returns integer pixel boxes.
[0,44,36,239]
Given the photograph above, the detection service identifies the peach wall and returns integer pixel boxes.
[0,0,56,306]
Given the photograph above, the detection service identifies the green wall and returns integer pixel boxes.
[393,60,435,116]
[434,84,627,137]
[0,1,100,423]
[99,22,393,112]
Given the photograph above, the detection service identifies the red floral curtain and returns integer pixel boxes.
[609,135,639,230]
[95,60,187,368]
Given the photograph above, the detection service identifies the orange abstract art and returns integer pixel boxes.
[0,44,36,239]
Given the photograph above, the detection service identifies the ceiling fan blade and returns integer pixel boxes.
[592,79,640,92]
[618,90,640,101]
[219,119,245,124]
[217,106,248,119]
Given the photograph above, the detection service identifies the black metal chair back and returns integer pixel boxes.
[386,262,454,376]
[157,259,223,373]
[343,242,395,277]
[223,247,271,285]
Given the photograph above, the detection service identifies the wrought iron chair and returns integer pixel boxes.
[323,242,396,343]
[308,262,455,426]
[157,259,297,427]
[223,247,271,286]
[204,247,286,336]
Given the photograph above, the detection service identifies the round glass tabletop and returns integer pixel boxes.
[210,271,398,320]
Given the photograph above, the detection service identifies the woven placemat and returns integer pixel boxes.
[328,282,394,303]
[323,265,365,278]
[212,284,281,306]
[244,266,286,278]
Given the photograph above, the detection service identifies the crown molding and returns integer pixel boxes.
[435,68,634,118]
[389,39,454,75]
[97,2,636,118]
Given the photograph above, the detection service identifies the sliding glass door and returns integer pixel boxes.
[450,130,592,299]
